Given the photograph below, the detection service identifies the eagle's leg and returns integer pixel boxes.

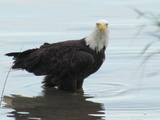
[58,79,77,92]
[43,75,58,87]
[76,79,84,90]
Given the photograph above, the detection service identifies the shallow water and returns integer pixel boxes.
[0,0,160,120]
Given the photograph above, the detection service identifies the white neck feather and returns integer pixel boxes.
[85,27,109,52]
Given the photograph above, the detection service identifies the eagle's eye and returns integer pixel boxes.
[96,23,100,26]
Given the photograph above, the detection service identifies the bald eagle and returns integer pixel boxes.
[5,20,109,92]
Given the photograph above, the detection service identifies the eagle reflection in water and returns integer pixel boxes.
[3,88,105,120]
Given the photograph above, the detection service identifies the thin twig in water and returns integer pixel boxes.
[142,50,160,64]
[140,41,155,55]
[0,66,12,109]
[0,45,24,110]
[134,9,160,76]
[138,50,160,77]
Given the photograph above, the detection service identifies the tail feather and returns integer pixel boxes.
[5,49,37,58]
[5,49,39,72]
[5,52,20,57]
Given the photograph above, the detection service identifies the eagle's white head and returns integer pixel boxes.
[85,20,109,52]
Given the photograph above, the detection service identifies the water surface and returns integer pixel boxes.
[0,0,160,120]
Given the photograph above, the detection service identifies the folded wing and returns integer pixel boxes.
[6,42,94,76]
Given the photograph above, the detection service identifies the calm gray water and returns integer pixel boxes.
[0,0,160,120]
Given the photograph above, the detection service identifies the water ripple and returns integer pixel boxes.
[84,82,128,98]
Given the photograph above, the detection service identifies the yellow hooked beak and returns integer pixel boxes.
[98,23,106,32]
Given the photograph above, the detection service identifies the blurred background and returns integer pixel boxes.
[0,0,160,120]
